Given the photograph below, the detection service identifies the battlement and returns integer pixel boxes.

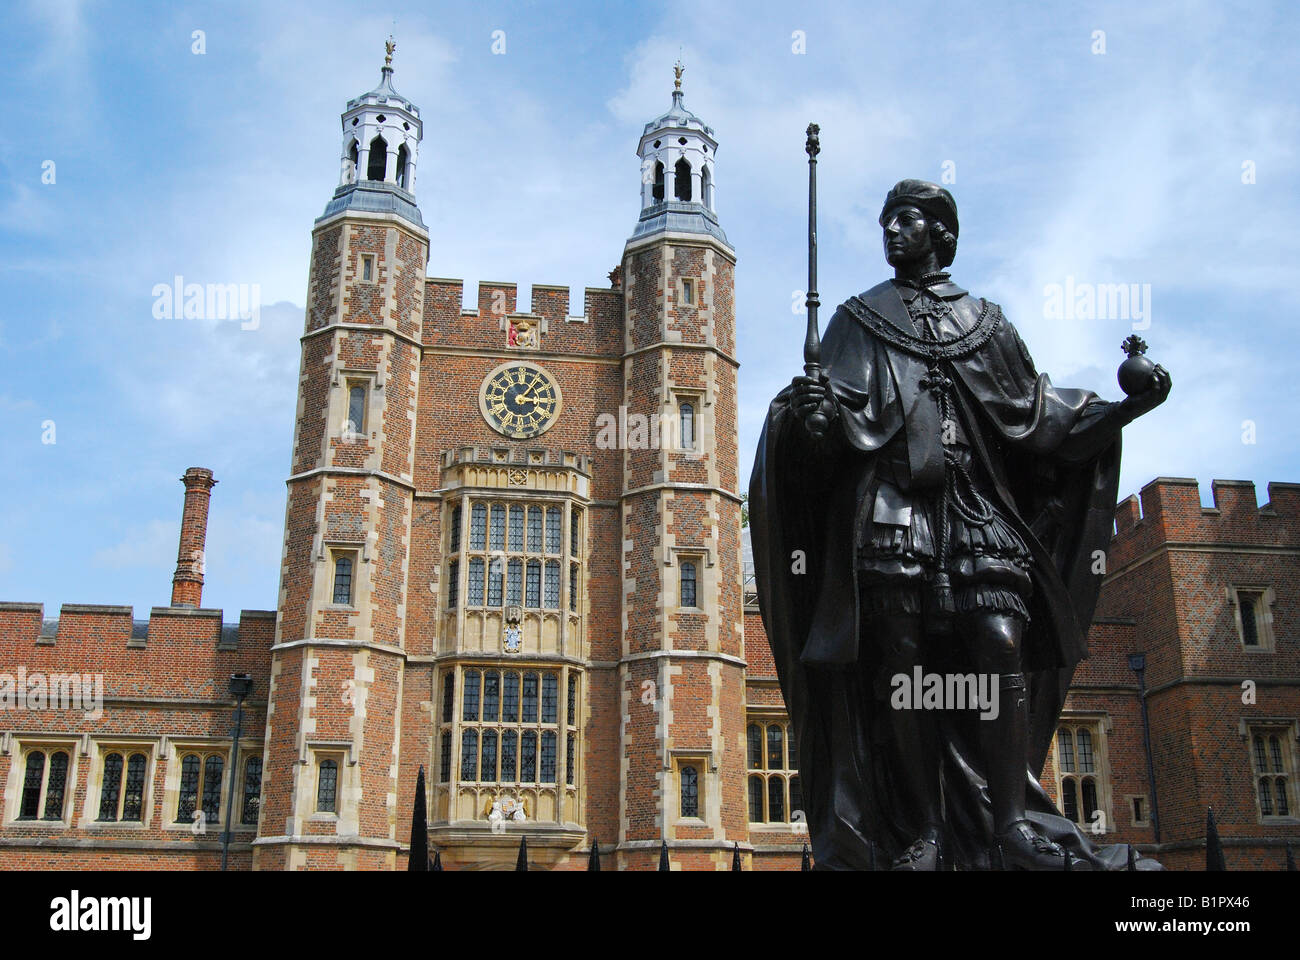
[0,602,276,649]
[1109,477,1300,568]
[423,278,622,325]
[0,604,276,702]
[421,277,625,357]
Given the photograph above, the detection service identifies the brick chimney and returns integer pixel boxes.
[171,467,217,607]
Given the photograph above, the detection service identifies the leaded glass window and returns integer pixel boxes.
[442,667,577,804]
[241,756,262,825]
[1057,729,1075,773]
[503,672,520,722]
[99,753,124,821]
[468,557,485,605]
[483,671,500,722]
[447,559,459,608]
[527,506,543,552]
[201,755,223,824]
[490,504,506,550]
[544,560,560,608]
[501,730,518,781]
[521,731,537,782]
[680,765,699,818]
[480,730,498,782]
[177,754,200,824]
[1076,729,1095,773]
[522,673,539,723]
[460,730,478,781]
[745,720,799,823]
[507,558,523,605]
[42,751,68,821]
[526,560,541,608]
[546,507,562,553]
[767,725,784,770]
[316,759,337,813]
[509,506,524,550]
[1054,723,1106,829]
[470,504,487,549]
[1252,728,1295,820]
[122,753,146,822]
[1240,591,1260,646]
[463,670,480,721]
[450,504,462,553]
[19,751,44,820]
[681,560,697,608]
[487,558,503,606]
[332,555,354,605]
[541,674,558,723]
[768,775,786,822]
[451,499,585,614]
[442,673,454,724]
[541,731,557,784]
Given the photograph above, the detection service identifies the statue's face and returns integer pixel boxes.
[882,204,933,267]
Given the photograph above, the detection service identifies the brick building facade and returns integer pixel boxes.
[0,59,1295,871]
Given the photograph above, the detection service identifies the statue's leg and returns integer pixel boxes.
[874,613,943,869]
[964,611,1027,833]
[965,611,1087,869]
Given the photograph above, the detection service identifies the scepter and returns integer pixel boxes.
[802,123,828,436]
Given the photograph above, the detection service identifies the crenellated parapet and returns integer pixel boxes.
[1109,478,1300,571]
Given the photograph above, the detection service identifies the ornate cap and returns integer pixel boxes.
[878,179,959,238]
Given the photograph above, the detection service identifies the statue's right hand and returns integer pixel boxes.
[791,374,836,434]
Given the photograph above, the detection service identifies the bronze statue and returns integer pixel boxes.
[748,172,1170,870]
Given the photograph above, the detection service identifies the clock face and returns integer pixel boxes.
[479,362,562,439]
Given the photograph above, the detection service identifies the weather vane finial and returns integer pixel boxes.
[673,57,684,92]
[384,36,396,69]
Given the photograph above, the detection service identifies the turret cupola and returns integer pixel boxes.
[631,62,729,247]
[320,38,425,229]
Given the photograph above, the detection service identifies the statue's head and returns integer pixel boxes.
[879,179,959,269]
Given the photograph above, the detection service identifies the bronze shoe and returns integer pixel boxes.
[891,837,941,871]
[996,820,1091,871]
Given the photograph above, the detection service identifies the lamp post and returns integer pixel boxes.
[221,673,254,871]
[1127,654,1161,843]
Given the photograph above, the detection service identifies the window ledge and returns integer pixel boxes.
[82,820,149,830]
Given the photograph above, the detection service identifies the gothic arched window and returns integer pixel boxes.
[395,143,410,189]
[347,139,359,182]
[674,158,692,201]
[652,161,665,203]
[700,164,712,209]
[367,134,388,181]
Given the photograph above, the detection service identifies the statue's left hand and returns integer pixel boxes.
[1121,364,1172,420]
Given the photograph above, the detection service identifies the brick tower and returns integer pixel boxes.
[616,66,747,869]
[255,44,427,869]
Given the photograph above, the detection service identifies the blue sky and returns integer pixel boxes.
[1,0,1297,620]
